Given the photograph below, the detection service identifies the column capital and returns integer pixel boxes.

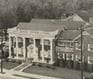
[23,37,25,39]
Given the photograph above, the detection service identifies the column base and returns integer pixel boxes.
[49,61,55,64]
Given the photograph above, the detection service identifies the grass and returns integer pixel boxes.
[23,65,90,79]
[13,74,39,79]
[0,60,21,70]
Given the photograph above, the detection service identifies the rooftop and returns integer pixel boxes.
[77,9,93,22]
[17,19,66,32]
[65,21,85,30]
[17,18,85,32]
[59,30,80,40]
[77,10,89,22]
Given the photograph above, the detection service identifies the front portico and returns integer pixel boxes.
[8,28,58,64]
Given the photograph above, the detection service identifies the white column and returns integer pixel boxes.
[23,37,26,58]
[72,54,74,60]
[88,56,91,64]
[66,54,69,60]
[41,39,44,61]
[76,55,78,61]
[33,38,37,61]
[16,37,18,58]
[57,52,60,59]
[9,36,12,58]
[50,39,53,64]
[63,53,65,59]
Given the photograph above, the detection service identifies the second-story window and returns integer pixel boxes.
[75,43,81,50]
[88,44,93,52]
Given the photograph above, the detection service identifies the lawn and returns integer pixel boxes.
[23,65,90,79]
[0,59,21,70]
[13,74,39,79]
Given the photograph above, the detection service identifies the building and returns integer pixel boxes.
[56,26,93,65]
[8,19,66,64]
[7,13,93,66]
[56,30,80,61]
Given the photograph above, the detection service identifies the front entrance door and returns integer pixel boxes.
[36,39,42,60]
[26,38,34,58]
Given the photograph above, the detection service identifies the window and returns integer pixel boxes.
[29,38,33,44]
[57,40,65,46]
[44,40,50,51]
[76,55,81,62]
[44,40,50,45]
[75,43,81,50]
[88,57,93,64]
[18,37,23,48]
[66,54,73,60]
[88,44,93,52]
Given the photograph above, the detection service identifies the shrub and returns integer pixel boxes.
[32,62,35,66]
[38,63,42,67]
[15,60,22,64]
[4,58,9,62]
[11,59,16,63]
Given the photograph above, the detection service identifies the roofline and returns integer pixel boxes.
[73,31,91,41]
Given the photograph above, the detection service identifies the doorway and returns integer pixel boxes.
[36,39,42,60]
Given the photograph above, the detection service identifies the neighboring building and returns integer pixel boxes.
[56,30,81,62]
[56,27,93,64]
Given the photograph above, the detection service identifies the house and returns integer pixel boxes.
[56,30,81,62]
[58,29,93,63]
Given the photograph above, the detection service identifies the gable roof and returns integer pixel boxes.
[61,14,85,30]
[17,19,66,32]
[58,30,80,40]
[77,10,89,22]
[77,9,93,22]
[65,21,85,30]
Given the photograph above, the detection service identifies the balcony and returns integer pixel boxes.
[56,46,74,52]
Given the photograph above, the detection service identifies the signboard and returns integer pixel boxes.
[18,30,54,37]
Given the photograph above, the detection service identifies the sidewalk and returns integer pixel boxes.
[0,69,61,79]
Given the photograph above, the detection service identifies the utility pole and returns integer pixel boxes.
[63,25,84,79]
[80,26,83,79]
[0,30,4,74]
[0,30,3,73]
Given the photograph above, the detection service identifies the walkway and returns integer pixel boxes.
[11,63,32,72]
[0,62,61,79]
[0,69,61,79]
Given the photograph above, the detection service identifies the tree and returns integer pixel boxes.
[0,30,9,73]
